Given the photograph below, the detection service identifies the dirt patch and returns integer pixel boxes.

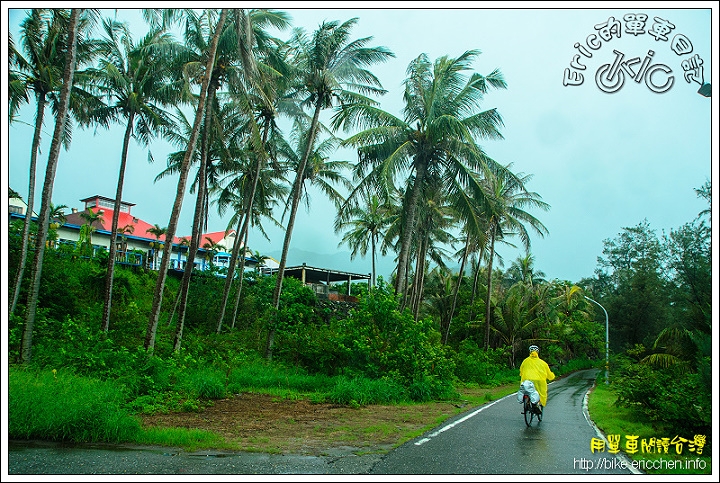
[140,392,469,456]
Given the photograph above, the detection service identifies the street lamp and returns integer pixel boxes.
[584,295,609,385]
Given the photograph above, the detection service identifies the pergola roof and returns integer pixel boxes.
[264,264,370,285]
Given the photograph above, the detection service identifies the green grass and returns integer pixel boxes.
[135,427,226,452]
[8,368,142,444]
[8,366,710,475]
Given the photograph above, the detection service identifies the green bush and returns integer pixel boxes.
[613,356,711,435]
[452,340,511,385]
[331,280,457,401]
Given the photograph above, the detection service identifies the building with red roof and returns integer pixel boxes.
[48,195,244,272]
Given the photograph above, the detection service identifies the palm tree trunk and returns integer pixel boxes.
[446,236,470,344]
[484,226,497,350]
[101,114,135,332]
[145,8,227,353]
[370,231,377,288]
[10,95,46,316]
[216,123,270,332]
[215,211,244,332]
[167,285,182,326]
[395,159,427,301]
[21,8,80,363]
[230,226,251,329]
[267,101,322,360]
[411,233,427,320]
[174,86,214,351]
[172,179,206,352]
[217,212,245,332]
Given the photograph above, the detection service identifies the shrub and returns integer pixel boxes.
[613,356,711,435]
[333,280,456,401]
[453,340,510,385]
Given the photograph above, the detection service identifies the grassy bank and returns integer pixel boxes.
[8,366,711,475]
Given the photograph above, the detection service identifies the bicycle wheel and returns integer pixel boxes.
[523,396,533,427]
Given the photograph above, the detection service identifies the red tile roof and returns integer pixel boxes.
[63,207,232,246]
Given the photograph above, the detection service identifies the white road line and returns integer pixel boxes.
[582,383,643,475]
[414,394,515,446]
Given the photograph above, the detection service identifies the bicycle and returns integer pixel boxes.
[522,393,543,426]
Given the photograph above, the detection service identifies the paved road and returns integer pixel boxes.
[6,440,382,476]
[6,369,639,476]
[369,368,638,475]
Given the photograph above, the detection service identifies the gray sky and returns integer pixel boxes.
[4,3,717,283]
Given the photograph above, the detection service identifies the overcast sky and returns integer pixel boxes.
[4,3,717,284]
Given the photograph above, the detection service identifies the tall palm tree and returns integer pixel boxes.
[482,169,550,349]
[145,8,228,353]
[214,138,288,333]
[267,17,394,360]
[21,8,82,363]
[446,225,489,344]
[333,49,507,303]
[504,252,546,288]
[9,8,98,316]
[88,17,179,332]
[152,9,290,350]
[265,115,355,359]
[334,193,391,288]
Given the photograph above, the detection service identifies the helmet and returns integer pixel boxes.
[529,345,540,353]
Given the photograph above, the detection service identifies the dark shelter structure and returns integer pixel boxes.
[262,263,371,302]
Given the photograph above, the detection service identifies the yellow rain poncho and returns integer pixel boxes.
[519,351,555,406]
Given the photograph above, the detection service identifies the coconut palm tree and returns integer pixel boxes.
[334,193,392,288]
[481,169,550,349]
[333,49,507,303]
[266,17,394,360]
[251,250,270,273]
[46,203,69,248]
[87,17,179,332]
[9,8,98,316]
[115,223,135,260]
[491,282,542,368]
[265,116,355,359]
[213,139,288,333]
[21,8,82,363]
[76,208,105,257]
[146,223,167,269]
[145,8,228,353]
[504,252,546,288]
[162,9,291,343]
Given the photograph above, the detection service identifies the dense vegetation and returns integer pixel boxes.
[8,186,711,435]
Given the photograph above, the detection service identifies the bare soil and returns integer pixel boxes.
[140,392,478,457]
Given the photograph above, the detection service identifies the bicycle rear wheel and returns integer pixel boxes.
[523,396,533,426]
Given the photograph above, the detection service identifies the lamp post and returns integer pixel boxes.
[584,295,609,385]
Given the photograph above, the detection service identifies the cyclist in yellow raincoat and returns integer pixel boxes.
[519,345,555,407]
